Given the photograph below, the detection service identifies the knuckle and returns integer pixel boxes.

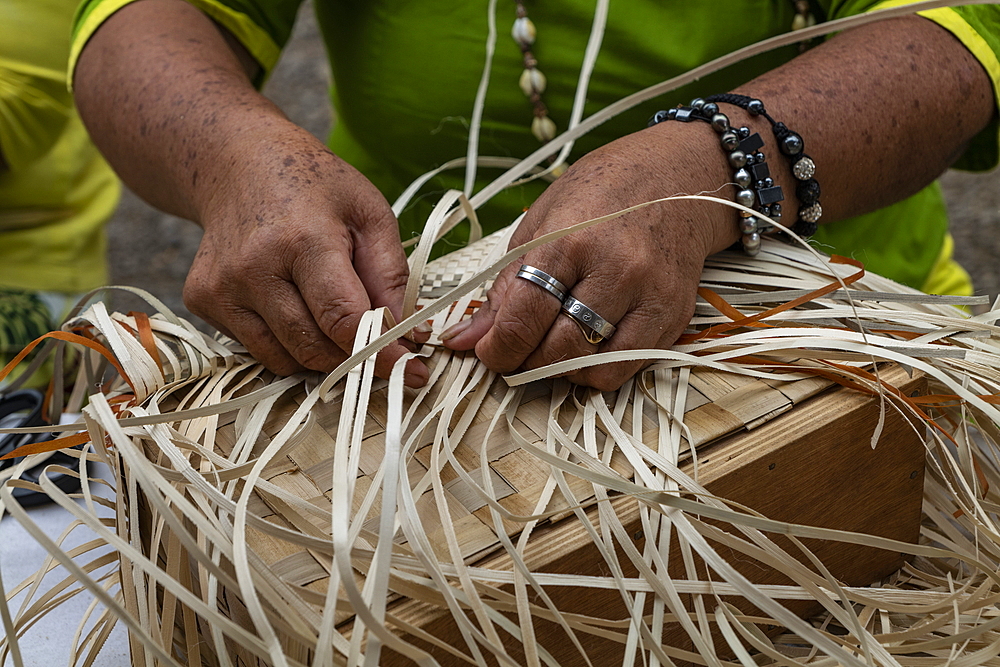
[313,295,364,346]
[380,264,409,294]
[289,336,338,371]
[182,274,224,317]
[492,311,544,356]
[265,356,304,377]
[578,362,638,392]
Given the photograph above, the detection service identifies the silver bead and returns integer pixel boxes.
[512,17,536,47]
[735,189,755,208]
[742,232,762,255]
[728,151,747,168]
[720,131,739,151]
[691,97,705,109]
[734,168,751,188]
[739,216,758,234]
[757,220,775,234]
[792,156,816,180]
[711,114,730,133]
[799,202,823,223]
[781,133,804,156]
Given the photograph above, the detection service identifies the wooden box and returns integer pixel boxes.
[135,358,926,666]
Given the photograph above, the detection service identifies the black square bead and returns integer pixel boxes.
[739,133,764,154]
[749,161,770,181]
[757,186,785,205]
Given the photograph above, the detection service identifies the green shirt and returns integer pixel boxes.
[71,0,1000,292]
[1,0,120,294]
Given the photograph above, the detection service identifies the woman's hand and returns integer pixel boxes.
[441,123,740,390]
[184,124,428,385]
[74,0,429,386]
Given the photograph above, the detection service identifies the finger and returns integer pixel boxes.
[441,254,526,350]
[440,297,497,351]
[293,239,428,386]
[406,320,433,346]
[471,261,572,374]
[568,299,694,391]
[209,305,305,376]
[441,211,548,350]
[373,319,430,388]
[520,311,598,372]
[522,275,631,377]
[351,207,409,324]
[251,279,348,372]
[184,283,304,373]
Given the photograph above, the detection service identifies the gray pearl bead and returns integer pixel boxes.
[739,216,758,234]
[691,97,705,109]
[734,168,751,188]
[711,114,730,133]
[728,150,747,168]
[736,189,755,208]
[720,132,739,150]
[742,232,762,254]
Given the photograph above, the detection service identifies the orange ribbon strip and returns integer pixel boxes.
[0,432,91,461]
[679,255,865,344]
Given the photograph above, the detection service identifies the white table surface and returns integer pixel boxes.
[1,481,131,666]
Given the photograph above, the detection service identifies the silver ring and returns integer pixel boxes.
[561,296,616,345]
[516,265,568,303]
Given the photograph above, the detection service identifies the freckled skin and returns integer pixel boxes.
[75,0,428,386]
[75,2,994,391]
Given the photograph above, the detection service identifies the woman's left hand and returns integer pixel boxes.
[440,122,740,390]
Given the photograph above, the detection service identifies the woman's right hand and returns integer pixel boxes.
[74,0,427,386]
[184,123,429,386]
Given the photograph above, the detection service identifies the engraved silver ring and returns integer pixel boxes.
[515,265,568,303]
[560,296,617,345]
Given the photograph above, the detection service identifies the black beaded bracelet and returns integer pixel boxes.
[705,93,822,237]
[649,99,784,256]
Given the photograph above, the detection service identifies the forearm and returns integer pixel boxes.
[734,14,994,224]
[73,0,284,224]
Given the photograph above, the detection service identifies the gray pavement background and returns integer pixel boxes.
[106,2,1000,323]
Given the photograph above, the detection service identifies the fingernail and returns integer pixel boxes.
[439,318,471,342]
[414,321,433,335]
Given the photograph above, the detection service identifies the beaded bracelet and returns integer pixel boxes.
[649,99,784,256]
[705,93,822,237]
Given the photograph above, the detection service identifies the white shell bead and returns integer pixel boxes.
[512,17,536,47]
[519,68,547,96]
[531,115,557,142]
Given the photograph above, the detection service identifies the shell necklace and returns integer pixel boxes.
[510,1,817,144]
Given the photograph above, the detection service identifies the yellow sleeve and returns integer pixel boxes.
[866,1,1000,171]
[69,0,293,90]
